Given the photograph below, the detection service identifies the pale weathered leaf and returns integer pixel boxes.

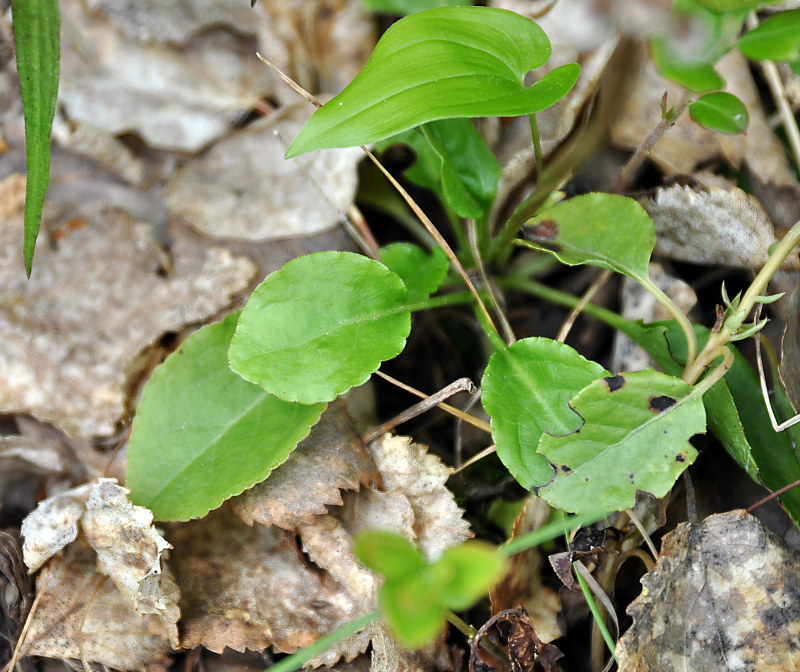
[232,399,381,530]
[20,488,87,572]
[0,173,256,438]
[643,185,777,269]
[165,107,363,241]
[617,510,800,670]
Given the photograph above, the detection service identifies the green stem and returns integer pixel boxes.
[529,113,543,178]
[264,610,379,672]
[574,568,618,664]
[445,610,478,639]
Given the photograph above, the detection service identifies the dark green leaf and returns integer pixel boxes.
[380,242,448,304]
[286,7,580,157]
[229,251,410,404]
[481,338,607,489]
[738,9,800,61]
[355,530,427,580]
[127,313,326,521]
[689,91,749,134]
[11,0,60,276]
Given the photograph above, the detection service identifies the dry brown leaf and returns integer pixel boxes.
[0,173,256,438]
[165,106,363,241]
[489,497,561,644]
[20,487,87,573]
[616,509,800,671]
[59,0,273,153]
[780,283,800,413]
[643,184,777,270]
[19,539,176,671]
[232,399,381,530]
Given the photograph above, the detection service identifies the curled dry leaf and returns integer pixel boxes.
[616,509,800,671]
[165,107,363,241]
[490,496,561,643]
[780,283,800,413]
[232,399,381,530]
[0,173,256,439]
[21,487,87,573]
[643,185,777,270]
[19,539,176,671]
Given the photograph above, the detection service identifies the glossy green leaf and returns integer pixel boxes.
[738,9,800,62]
[355,530,427,580]
[380,243,448,304]
[286,7,580,157]
[11,0,60,276]
[438,542,507,610]
[362,0,470,12]
[536,369,706,514]
[519,193,656,284]
[482,338,607,490]
[650,34,724,92]
[380,566,450,648]
[229,251,410,404]
[689,91,749,134]
[127,313,326,521]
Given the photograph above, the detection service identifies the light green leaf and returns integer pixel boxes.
[11,0,60,276]
[650,34,724,92]
[738,9,800,62]
[689,91,749,134]
[286,7,580,157]
[380,242,448,304]
[229,251,410,404]
[536,369,706,514]
[438,542,507,610]
[380,567,450,648]
[482,338,607,490]
[362,0,471,12]
[519,193,656,284]
[355,530,427,580]
[695,0,779,12]
[127,313,326,521]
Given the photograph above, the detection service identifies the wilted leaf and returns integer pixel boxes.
[688,91,749,134]
[536,369,706,514]
[780,283,800,413]
[0,173,256,439]
[18,539,176,671]
[231,399,380,530]
[165,108,363,241]
[127,314,326,522]
[20,489,85,572]
[617,510,800,670]
[229,251,410,404]
[481,338,607,489]
[643,184,777,269]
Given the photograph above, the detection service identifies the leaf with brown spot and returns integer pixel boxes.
[617,510,800,671]
[231,400,381,530]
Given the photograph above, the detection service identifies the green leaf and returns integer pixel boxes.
[286,7,580,157]
[694,0,779,12]
[689,91,749,134]
[519,193,656,284]
[481,338,607,490]
[380,567,450,648]
[536,369,706,514]
[355,530,427,580]
[126,313,326,521]
[380,243,448,304]
[738,9,800,62]
[438,542,507,610]
[362,0,471,12]
[229,251,411,404]
[650,34,724,92]
[11,0,60,276]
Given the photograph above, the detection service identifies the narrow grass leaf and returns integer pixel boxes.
[127,313,326,521]
[689,92,749,134]
[229,252,410,404]
[11,0,60,276]
[286,7,579,156]
[482,338,607,490]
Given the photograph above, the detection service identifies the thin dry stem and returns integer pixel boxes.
[449,444,498,476]
[626,508,658,562]
[557,269,612,343]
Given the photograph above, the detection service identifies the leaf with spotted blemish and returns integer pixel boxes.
[536,369,706,514]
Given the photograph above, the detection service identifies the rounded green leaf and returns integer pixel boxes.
[380,242,449,304]
[536,369,706,514]
[738,9,800,62]
[379,566,450,648]
[520,193,657,285]
[355,530,426,580]
[127,313,326,521]
[229,251,411,404]
[689,92,749,134]
[650,34,724,92]
[481,338,607,490]
[438,541,507,610]
[286,7,580,157]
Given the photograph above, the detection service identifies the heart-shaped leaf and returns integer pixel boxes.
[738,9,800,62]
[689,91,749,134]
[482,338,607,489]
[536,369,706,514]
[127,313,326,521]
[229,251,411,404]
[286,7,579,157]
